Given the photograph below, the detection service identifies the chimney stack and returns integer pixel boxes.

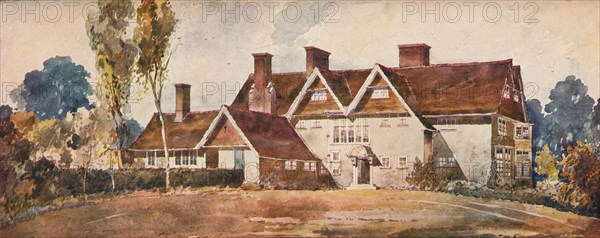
[398,44,431,67]
[305,46,330,75]
[252,53,273,90]
[249,53,277,114]
[175,84,191,122]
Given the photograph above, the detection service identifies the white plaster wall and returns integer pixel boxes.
[244,150,260,183]
[438,125,492,183]
[218,150,236,169]
[296,116,426,188]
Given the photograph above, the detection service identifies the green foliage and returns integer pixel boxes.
[86,0,138,157]
[407,158,438,189]
[535,145,559,180]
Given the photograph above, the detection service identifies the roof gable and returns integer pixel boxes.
[352,70,408,114]
[197,106,320,161]
[285,68,347,117]
[204,117,247,147]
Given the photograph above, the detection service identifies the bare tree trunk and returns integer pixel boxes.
[156,102,170,189]
[83,168,88,200]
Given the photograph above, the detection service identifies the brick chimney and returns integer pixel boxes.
[398,43,431,67]
[305,46,330,75]
[174,83,191,122]
[249,53,277,114]
[252,53,272,89]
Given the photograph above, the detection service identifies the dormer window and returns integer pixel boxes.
[503,85,511,99]
[311,89,327,101]
[371,87,389,99]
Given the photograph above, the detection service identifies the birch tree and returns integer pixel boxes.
[86,0,138,192]
[134,0,177,189]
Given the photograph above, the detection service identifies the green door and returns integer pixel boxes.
[234,150,245,170]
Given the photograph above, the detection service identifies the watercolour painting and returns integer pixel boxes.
[0,0,599,237]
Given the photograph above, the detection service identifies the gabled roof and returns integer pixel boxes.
[230,59,527,122]
[197,106,320,161]
[129,110,219,150]
[393,59,525,121]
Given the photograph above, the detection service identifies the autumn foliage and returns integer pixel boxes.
[558,142,600,216]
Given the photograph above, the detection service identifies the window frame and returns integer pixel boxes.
[310,88,328,101]
[381,156,391,169]
[498,118,507,136]
[371,87,390,99]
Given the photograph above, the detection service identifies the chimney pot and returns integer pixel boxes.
[398,43,431,67]
[305,46,330,75]
[175,83,191,122]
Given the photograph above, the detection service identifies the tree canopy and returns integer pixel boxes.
[10,56,94,120]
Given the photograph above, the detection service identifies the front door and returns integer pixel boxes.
[358,159,370,184]
[234,150,245,170]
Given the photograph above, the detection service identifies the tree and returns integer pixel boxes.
[86,0,138,192]
[10,56,94,120]
[134,0,177,189]
[0,107,33,215]
[526,99,545,154]
[535,145,559,180]
[558,142,600,216]
[542,76,595,155]
[591,99,600,157]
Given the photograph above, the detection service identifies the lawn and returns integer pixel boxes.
[2,189,599,237]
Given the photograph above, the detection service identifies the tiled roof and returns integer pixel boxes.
[222,106,320,161]
[129,111,219,150]
[231,59,527,122]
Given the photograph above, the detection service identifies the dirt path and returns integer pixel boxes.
[1,189,599,237]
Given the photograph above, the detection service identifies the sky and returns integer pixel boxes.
[1,1,599,126]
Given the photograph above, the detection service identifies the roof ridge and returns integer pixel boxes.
[225,106,285,119]
[394,59,513,69]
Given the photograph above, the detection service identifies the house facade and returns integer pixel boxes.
[130,43,533,189]
[231,44,533,188]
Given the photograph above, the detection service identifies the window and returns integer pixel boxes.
[331,167,341,176]
[296,121,306,129]
[513,89,520,102]
[381,157,390,168]
[182,151,190,165]
[312,120,321,128]
[436,157,456,168]
[330,151,340,162]
[311,89,327,101]
[332,119,369,144]
[515,125,530,140]
[516,150,531,177]
[304,162,317,171]
[503,85,511,99]
[495,147,513,178]
[371,87,390,99]
[498,118,507,136]
[147,151,156,166]
[175,151,181,165]
[285,160,297,170]
[333,126,340,143]
[398,157,407,168]
[190,151,197,165]
[381,119,391,127]
[398,118,408,126]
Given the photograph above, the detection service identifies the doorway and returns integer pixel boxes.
[358,159,371,184]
